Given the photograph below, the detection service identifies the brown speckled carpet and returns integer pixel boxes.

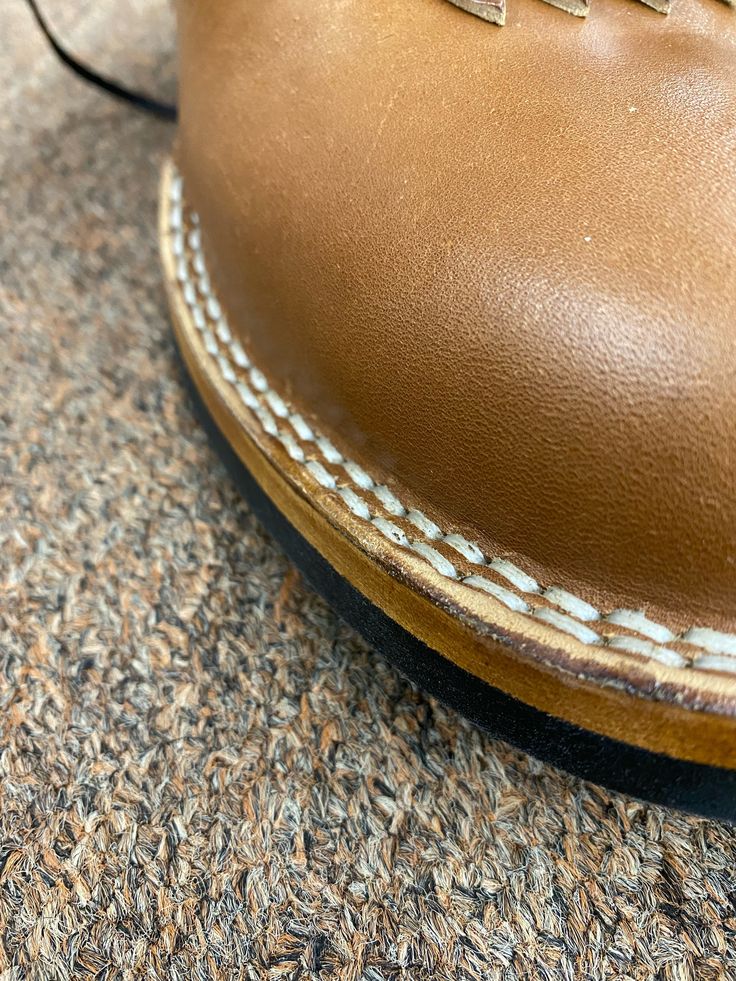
[2,3,736,979]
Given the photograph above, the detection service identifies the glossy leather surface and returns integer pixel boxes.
[175,0,736,632]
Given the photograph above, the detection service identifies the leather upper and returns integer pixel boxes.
[175,0,736,634]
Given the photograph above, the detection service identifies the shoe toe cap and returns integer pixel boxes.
[176,0,736,631]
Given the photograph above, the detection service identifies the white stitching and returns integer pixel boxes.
[533,608,602,646]
[306,460,336,489]
[193,252,206,277]
[489,558,540,595]
[604,609,675,645]
[170,202,183,232]
[168,169,736,670]
[339,487,372,520]
[445,534,485,565]
[344,461,374,490]
[216,319,232,345]
[265,390,289,419]
[249,368,269,393]
[183,281,197,309]
[410,541,458,579]
[217,353,236,385]
[280,431,305,463]
[608,635,686,669]
[372,516,410,548]
[291,414,314,442]
[255,405,278,438]
[407,509,443,541]
[236,381,258,411]
[231,341,250,368]
[192,305,206,333]
[684,627,736,657]
[543,587,600,623]
[203,331,218,357]
[463,575,530,614]
[373,484,406,517]
[169,173,183,203]
[317,437,343,465]
[692,654,736,674]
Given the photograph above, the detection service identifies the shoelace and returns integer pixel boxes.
[24,0,177,121]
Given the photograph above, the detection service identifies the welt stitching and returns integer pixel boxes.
[168,167,736,673]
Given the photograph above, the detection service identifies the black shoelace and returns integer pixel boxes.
[24,0,177,121]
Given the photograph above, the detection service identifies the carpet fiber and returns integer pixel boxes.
[2,3,736,978]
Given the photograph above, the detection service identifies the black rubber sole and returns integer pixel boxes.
[181,362,736,823]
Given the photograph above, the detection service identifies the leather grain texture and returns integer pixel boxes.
[175,0,736,634]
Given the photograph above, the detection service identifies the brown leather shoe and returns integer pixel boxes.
[161,0,736,816]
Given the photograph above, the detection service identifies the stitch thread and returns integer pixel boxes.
[533,607,601,646]
[372,516,410,549]
[167,167,736,675]
[684,627,736,657]
[463,575,529,614]
[608,635,685,669]
[604,609,674,645]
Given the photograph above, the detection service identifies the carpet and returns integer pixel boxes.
[1,3,736,978]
